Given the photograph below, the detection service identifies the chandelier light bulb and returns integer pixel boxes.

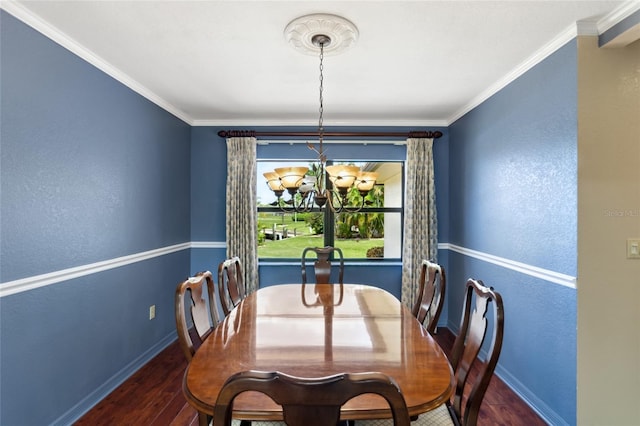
[355,171,379,194]
[274,166,309,192]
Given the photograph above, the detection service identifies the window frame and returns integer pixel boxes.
[257,155,405,262]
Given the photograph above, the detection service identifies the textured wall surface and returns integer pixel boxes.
[3,3,615,424]
[448,40,578,425]
[0,11,191,424]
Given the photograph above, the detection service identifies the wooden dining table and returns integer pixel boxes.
[183,283,454,422]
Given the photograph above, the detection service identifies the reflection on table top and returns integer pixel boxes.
[183,283,453,421]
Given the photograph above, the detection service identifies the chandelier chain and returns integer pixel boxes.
[262,22,377,214]
[318,41,324,146]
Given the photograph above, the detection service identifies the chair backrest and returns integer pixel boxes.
[449,279,504,426]
[411,260,446,334]
[174,270,220,362]
[217,257,245,316]
[301,246,344,284]
[214,371,411,426]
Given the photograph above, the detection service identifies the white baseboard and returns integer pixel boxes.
[51,332,177,425]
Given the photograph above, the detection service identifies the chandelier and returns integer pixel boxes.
[262,14,378,213]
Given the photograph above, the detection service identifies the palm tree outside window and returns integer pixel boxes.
[257,160,404,260]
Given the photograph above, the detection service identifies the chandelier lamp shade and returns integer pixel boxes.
[263,14,377,213]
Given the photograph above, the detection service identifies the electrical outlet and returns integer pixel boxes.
[149,305,156,320]
[627,239,640,259]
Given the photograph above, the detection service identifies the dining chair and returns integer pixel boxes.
[214,370,411,426]
[174,270,221,426]
[356,278,504,426]
[411,260,446,334]
[301,246,345,284]
[175,270,221,362]
[218,256,246,316]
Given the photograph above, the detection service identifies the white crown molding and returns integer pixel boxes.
[447,22,578,125]
[597,0,640,34]
[0,1,193,125]
[4,0,635,131]
[0,3,446,130]
[441,243,576,289]
[446,0,640,125]
[191,118,449,127]
[576,20,600,37]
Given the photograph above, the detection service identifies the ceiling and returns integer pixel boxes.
[3,1,637,127]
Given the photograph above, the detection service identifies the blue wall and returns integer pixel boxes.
[1,7,580,426]
[1,11,191,425]
[188,126,450,295]
[448,40,578,425]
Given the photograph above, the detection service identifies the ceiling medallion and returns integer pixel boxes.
[263,13,376,213]
[284,13,358,56]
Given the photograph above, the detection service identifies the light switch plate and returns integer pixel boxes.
[627,239,640,259]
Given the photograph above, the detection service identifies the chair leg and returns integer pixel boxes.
[197,412,209,426]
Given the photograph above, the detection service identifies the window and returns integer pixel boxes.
[257,160,404,260]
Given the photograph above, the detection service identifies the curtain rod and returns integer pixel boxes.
[217,130,443,139]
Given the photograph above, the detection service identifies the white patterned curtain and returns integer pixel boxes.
[226,136,259,294]
[401,137,438,308]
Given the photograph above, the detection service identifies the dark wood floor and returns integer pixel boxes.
[76,328,547,425]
